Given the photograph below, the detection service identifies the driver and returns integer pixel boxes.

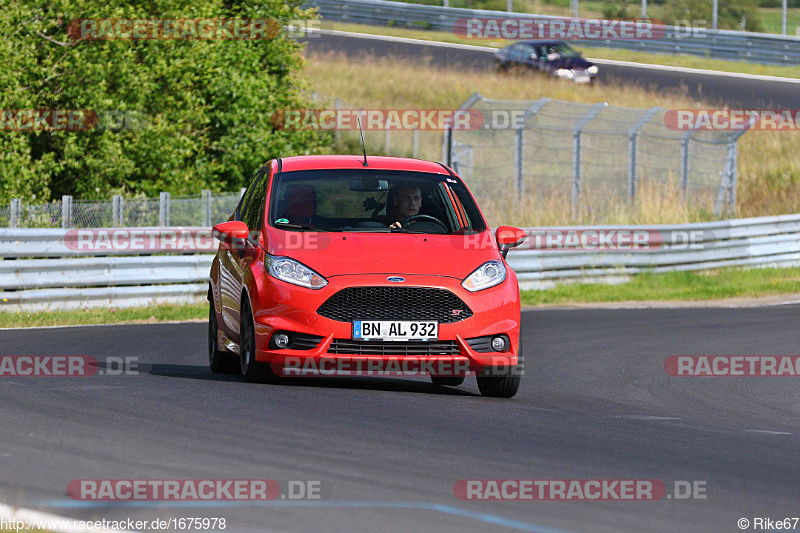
[385,184,421,229]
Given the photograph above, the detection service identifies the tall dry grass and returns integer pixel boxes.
[302,52,800,225]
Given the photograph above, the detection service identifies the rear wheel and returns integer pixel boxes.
[239,299,274,383]
[209,300,238,374]
[431,375,465,386]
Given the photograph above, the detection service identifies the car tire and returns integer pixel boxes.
[239,298,274,383]
[476,344,523,398]
[431,375,466,387]
[209,301,238,374]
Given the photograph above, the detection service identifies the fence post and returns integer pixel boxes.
[513,128,524,210]
[720,112,755,215]
[412,128,419,159]
[202,189,212,227]
[334,98,341,145]
[9,199,20,229]
[159,192,170,227]
[112,195,123,227]
[715,143,738,217]
[679,130,696,200]
[61,195,73,229]
[571,103,606,217]
[443,126,453,166]
[384,116,392,155]
[627,106,661,204]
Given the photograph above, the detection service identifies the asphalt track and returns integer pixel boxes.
[303,31,800,108]
[1,305,799,532]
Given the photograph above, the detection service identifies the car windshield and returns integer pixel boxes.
[554,43,580,58]
[267,169,486,235]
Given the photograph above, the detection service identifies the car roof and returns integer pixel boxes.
[279,155,450,174]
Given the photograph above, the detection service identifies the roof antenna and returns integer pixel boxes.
[358,114,368,167]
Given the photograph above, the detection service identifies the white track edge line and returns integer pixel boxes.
[0,501,138,533]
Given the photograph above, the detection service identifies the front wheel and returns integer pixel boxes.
[239,299,275,383]
[476,351,523,398]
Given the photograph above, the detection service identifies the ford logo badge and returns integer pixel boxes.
[387,276,405,283]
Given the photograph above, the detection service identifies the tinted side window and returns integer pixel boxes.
[244,175,267,230]
[236,170,265,222]
[239,172,266,229]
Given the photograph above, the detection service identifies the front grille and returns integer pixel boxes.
[466,336,493,353]
[329,339,460,356]
[317,287,473,324]
[291,333,325,350]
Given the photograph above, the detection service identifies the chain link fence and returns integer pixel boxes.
[444,93,750,222]
[3,191,242,229]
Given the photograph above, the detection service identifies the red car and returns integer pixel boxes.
[208,155,526,398]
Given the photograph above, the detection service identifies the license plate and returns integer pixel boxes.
[574,75,591,84]
[353,320,438,341]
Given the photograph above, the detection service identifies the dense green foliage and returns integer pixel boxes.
[0,0,328,203]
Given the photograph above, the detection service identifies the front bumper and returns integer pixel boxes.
[247,273,520,374]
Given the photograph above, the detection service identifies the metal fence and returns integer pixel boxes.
[308,0,800,65]
[443,93,749,219]
[1,213,799,310]
[2,190,242,229]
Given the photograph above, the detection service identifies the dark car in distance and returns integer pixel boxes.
[494,40,598,84]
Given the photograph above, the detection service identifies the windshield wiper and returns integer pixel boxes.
[274,223,329,232]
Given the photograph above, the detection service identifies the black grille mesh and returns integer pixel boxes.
[329,339,460,356]
[316,287,473,324]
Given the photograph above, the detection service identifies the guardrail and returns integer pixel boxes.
[308,0,800,65]
[1,214,799,310]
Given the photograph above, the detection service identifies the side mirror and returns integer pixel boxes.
[213,221,251,251]
[495,226,527,258]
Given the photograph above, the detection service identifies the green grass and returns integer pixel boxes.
[760,7,800,34]
[521,266,800,305]
[323,21,800,78]
[0,303,208,329]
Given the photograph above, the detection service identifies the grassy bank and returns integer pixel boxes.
[521,266,800,305]
[304,51,800,226]
[322,21,800,79]
[0,303,207,329]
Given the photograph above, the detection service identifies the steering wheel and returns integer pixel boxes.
[400,214,448,232]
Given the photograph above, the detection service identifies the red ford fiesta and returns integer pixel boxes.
[208,155,526,397]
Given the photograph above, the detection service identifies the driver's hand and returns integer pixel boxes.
[389,221,402,229]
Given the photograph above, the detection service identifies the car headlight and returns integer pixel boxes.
[587,65,599,75]
[462,260,507,292]
[266,255,327,290]
[556,68,574,79]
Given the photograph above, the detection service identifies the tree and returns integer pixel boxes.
[0,0,329,203]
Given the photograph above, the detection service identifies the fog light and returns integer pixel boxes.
[274,333,290,349]
[491,336,507,352]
